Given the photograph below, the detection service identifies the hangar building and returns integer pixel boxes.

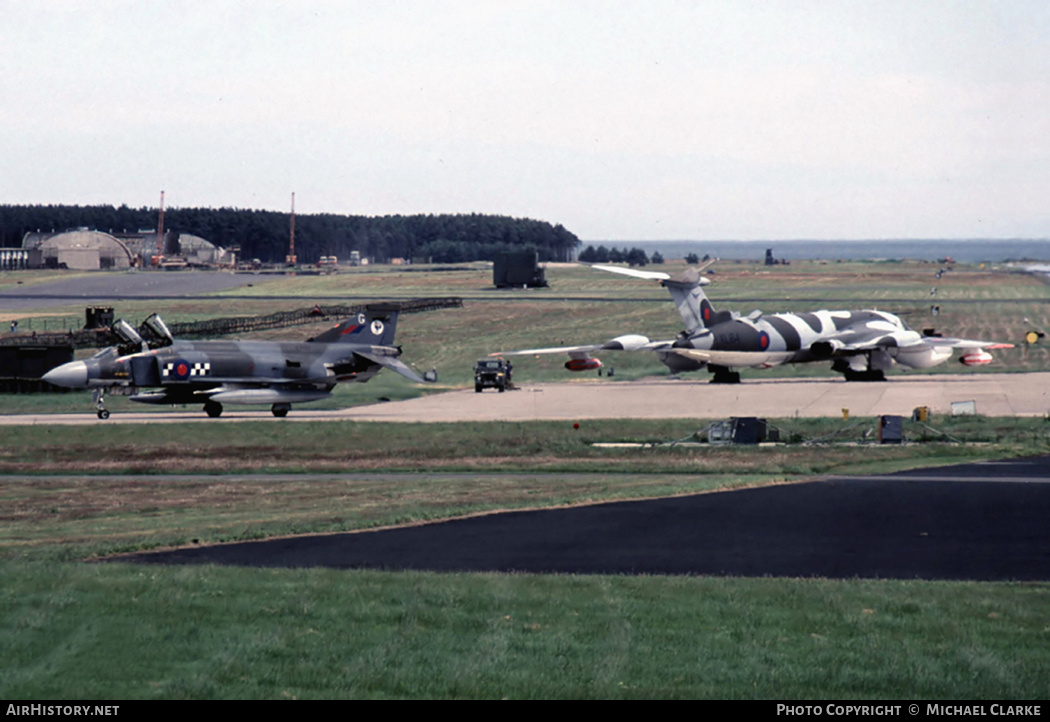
[22,229,135,270]
[21,229,231,269]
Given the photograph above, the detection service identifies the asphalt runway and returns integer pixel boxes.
[117,457,1050,581]
[0,271,260,310]
[6,372,1050,425]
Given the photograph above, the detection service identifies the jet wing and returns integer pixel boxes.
[920,336,1014,350]
[666,348,796,368]
[494,343,604,357]
[353,350,435,383]
[492,334,661,358]
[836,331,1013,354]
[589,258,717,282]
[590,265,672,281]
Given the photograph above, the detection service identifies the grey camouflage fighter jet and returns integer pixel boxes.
[494,264,1012,383]
[43,304,437,418]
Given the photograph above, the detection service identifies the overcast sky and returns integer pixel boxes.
[2,1,1048,241]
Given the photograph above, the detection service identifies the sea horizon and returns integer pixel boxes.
[582,239,1050,264]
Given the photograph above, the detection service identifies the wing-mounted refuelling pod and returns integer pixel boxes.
[956,343,1011,366]
[960,349,994,366]
[565,354,601,372]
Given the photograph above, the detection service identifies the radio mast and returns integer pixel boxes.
[156,190,165,257]
[286,192,297,266]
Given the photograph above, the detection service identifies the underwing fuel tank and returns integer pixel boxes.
[128,388,334,405]
[207,389,333,405]
[893,344,954,370]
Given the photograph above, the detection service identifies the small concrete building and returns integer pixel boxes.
[0,248,28,270]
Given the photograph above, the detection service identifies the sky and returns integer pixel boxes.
[1,0,1048,241]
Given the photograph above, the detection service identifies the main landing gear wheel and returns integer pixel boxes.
[271,404,290,418]
[709,365,741,384]
[97,409,110,420]
[843,369,886,382]
[204,401,223,418]
[832,359,887,382]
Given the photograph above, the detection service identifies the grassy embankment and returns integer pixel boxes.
[4,415,1047,560]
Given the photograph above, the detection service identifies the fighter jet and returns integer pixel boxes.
[494,264,1012,383]
[43,304,437,418]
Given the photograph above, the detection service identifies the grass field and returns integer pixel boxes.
[2,415,1049,699]
[5,565,1047,700]
[2,261,1050,699]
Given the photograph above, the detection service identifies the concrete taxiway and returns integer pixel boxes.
[4,372,1049,425]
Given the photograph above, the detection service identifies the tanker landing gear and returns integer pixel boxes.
[842,368,886,382]
[709,365,741,384]
[93,389,109,420]
[832,359,887,382]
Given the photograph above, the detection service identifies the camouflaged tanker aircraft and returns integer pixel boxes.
[494,264,1012,383]
[43,304,437,418]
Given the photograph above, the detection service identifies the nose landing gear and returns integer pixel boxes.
[93,389,110,420]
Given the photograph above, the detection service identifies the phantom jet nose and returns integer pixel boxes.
[43,360,89,388]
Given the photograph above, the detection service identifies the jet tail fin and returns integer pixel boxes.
[309,304,400,345]
[588,262,718,332]
[660,267,724,332]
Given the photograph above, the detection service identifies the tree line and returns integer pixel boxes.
[577,244,664,266]
[0,204,581,264]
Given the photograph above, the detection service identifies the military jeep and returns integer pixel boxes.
[474,358,509,392]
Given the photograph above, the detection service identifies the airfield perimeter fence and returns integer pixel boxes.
[0,297,463,349]
[164,297,463,339]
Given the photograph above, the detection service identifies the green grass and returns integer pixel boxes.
[1,416,1043,477]
[0,416,1048,698]
[2,564,1047,699]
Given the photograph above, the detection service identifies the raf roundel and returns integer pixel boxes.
[165,359,192,381]
[758,331,770,350]
[163,359,210,381]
